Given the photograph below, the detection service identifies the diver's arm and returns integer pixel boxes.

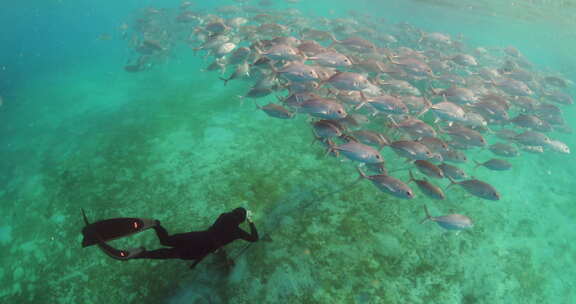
[237,222,259,242]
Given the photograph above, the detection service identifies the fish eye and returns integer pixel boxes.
[376,155,381,159]
[406,191,412,196]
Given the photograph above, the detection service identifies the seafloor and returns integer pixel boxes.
[1,13,576,304]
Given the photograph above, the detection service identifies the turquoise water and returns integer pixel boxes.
[1,1,575,303]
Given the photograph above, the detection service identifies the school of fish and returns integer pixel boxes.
[121,1,573,230]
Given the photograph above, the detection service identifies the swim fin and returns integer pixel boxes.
[81,209,156,248]
[96,241,145,261]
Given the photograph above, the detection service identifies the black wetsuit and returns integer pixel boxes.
[135,211,258,264]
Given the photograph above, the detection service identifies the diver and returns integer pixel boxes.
[81,207,259,270]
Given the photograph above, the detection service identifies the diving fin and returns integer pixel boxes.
[96,241,145,261]
[81,209,156,247]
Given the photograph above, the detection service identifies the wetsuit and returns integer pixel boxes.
[134,209,258,267]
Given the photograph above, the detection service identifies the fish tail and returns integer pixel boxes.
[218,77,230,86]
[473,160,482,169]
[353,102,367,111]
[328,33,339,48]
[445,175,458,190]
[416,98,431,117]
[324,141,337,158]
[420,205,432,224]
[356,166,368,179]
[408,170,415,183]
[385,53,399,65]
[417,29,425,44]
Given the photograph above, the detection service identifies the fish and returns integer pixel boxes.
[323,71,371,91]
[390,140,442,162]
[432,87,478,104]
[430,101,468,123]
[308,52,353,68]
[489,143,519,157]
[330,142,384,164]
[256,103,294,119]
[349,130,389,149]
[312,120,345,138]
[331,36,377,53]
[510,114,551,132]
[393,117,436,139]
[547,139,570,154]
[440,148,468,163]
[408,171,445,200]
[447,177,501,201]
[421,205,473,231]
[277,62,320,83]
[473,159,512,171]
[513,131,552,147]
[357,167,414,199]
[361,95,409,115]
[260,44,304,61]
[414,160,444,179]
[440,124,486,147]
[298,98,347,120]
[438,163,468,180]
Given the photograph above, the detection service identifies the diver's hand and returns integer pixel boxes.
[246,210,254,223]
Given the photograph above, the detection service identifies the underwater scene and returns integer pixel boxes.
[1,0,575,303]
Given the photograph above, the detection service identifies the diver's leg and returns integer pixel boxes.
[132,248,181,259]
[153,222,177,247]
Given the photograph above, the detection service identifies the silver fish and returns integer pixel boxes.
[430,101,468,123]
[408,171,445,200]
[331,141,383,164]
[447,177,501,201]
[324,72,370,91]
[473,159,511,171]
[308,52,352,67]
[298,98,347,120]
[438,163,468,180]
[357,167,414,199]
[421,205,473,231]
[414,160,444,179]
[350,130,390,149]
[489,143,519,157]
[513,131,551,147]
[547,139,570,154]
[277,62,320,83]
[256,103,294,119]
[390,140,441,162]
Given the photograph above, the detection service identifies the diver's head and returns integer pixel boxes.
[231,207,247,224]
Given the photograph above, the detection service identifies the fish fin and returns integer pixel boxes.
[385,53,399,65]
[356,166,368,179]
[420,205,433,224]
[353,102,367,111]
[324,141,337,158]
[446,176,458,190]
[473,160,482,169]
[408,170,416,183]
[218,77,230,86]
